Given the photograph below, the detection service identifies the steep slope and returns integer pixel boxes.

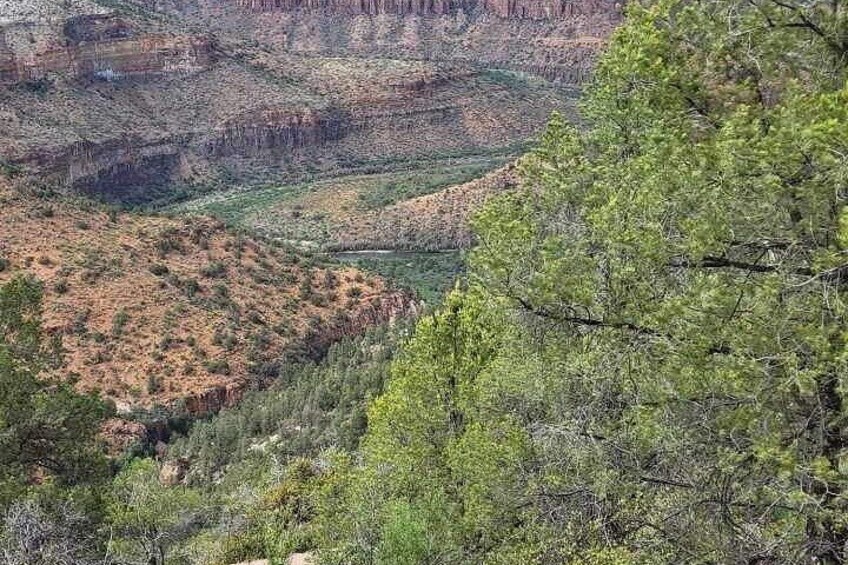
[0,180,416,416]
[223,0,621,82]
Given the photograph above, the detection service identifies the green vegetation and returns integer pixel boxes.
[333,251,465,305]
[0,276,112,562]
[4,1,848,563]
[296,1,848,562]
[177,1,847,562]
[169,325,404,482]
[106,459,205,564]
[0,276,112,504]
[357,163,495,210]
[0,273,405,564]
[167,153,518,246]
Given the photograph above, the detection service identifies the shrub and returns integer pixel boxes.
[200,261,227,278]
[33,205,54,219]
[146,375,161,395]
[204,359,230,375]
[111,309,130,337]
[53,279,69,294]
[149,263,169,276]
[183,278,201,298]
[155,228,183,258]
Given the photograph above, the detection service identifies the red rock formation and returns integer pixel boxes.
[305,289,420,355]
[99,418,149,455]
[0,32,214,85]
[236,0,620,19]
[482,0,617,19]
[182,382,247,416]
[19,34,213,83]
[232,0,621,83]
[237,0,457,15]
[10,106,350,202]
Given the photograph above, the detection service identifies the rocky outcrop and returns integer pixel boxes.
[207,107,348,157]
[99,418,149,455]
[483,0,616,19]
[12,105,352,204]
[237,0,458,15]
[182,382,247,417]
[0,32,214,85]
[18,135,187,204]
[159,458,190,486]
[303,290,419,358]
[231,0,621,84]
[236,0,617,19]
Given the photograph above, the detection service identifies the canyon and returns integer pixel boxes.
[0,0,619,432]
[0,0,620,205]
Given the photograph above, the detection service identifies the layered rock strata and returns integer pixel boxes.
[0,30,214,85]
[235,0,616,19]
[229,0,621,84]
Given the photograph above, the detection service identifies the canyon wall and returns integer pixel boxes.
[0,29,214,85]
[205,107,349,158]
[0,0,607,203]
[235,0,616,19]
[230,0,621,84]
[19,105,351,204]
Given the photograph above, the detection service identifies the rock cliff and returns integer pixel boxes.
[0,26,214,85]
[227,0,621,84]
[206,107,348,158]
[182,289,418,416]
[235,0,616,19]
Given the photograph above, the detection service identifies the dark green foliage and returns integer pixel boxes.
[168,325,403,483]
[0,276,112,506]
[203,359,231,375]
[334,251,465,305]
[110,308,129,338]
[149,263,169,276]
[52,278,69,294]
[200,260,227,278]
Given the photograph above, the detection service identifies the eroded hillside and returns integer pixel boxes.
[0,180,415,416]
